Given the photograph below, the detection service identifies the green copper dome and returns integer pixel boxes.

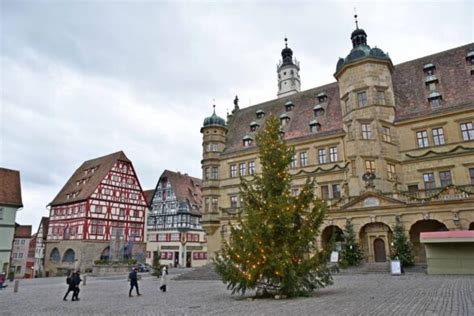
[336,26,391,74]
[203,106,226,128]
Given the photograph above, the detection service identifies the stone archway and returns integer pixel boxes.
[359,222,392,263]
[100,247,110,261]
[50,248,60,263]
[409,219,448,263]
[321,225,344,251]
[62,249,75,263]
[469,222,474,230]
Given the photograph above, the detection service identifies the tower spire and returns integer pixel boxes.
[277,37,301,98]
[354,7,359,29]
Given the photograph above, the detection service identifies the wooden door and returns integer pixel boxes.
[374,238,386,262]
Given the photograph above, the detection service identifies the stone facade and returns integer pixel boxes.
[200,26,474,264]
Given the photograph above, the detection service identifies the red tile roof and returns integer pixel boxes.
[15,225,32,238]
[0,168,23,207]
[143,189,155,207]
[49,151,131,206]
[223,44,474,153]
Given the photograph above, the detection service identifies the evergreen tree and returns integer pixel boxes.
[152,254,162,277]
[213,116,332,298]
[390,221,414,267]
[340,220,364,267]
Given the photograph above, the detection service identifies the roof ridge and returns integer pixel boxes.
[393,43,473,67]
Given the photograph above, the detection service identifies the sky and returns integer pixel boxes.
[1,0,472,232]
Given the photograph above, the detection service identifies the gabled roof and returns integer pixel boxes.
[37,217,49,238]
[0,168,23,207]
[143,189,155,207]
[49,151,131,206]
[159,170,202,214]
[223,44,474,154]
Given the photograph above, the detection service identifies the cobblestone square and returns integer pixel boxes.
[1,271,473,315]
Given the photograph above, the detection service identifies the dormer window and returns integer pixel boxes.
[280,113,290,126]
[313,104,325,117]
[428,91,442,107]
[243,135,253,147]
[285,101,294,112]
[466,51,474,75]
[250,121,259,132]
[309,120,321,133]
[317,92,327,103]
[256,109,265,119]
[423,63,436,76]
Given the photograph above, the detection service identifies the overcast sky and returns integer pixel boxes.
[1,0,472,232]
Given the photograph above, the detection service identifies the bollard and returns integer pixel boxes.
[83,275,86,286]
[14,280,19,293]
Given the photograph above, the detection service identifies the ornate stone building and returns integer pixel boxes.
[45,151,148,275]
[201,23,474,264]
[146,170,207,268]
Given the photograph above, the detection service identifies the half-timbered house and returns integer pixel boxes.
[45,151,148,275]
[146,170,207,268]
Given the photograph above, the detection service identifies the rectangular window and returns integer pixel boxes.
[416,130,429,148]
[423,172,436,190]
[230,195,238,208]
[351,160,356,176]
[300,152,308,167]
[381,126,392,142]
[361,123,372,139]
[432,128,445,146]
[470,168,474,184]
[204,168,210,180]
[318,149,327,164]
[321,185,329,200]
[377,90,385,105]
[0,208,3,220]
[387,163,396,180]
[365,160,375,173]
[329,147,338,162]
[230,165,237,178]
[290,154,297,168]
[239,163,246,176]
[460,122,474,141]
[291,188,299,196]
[439,171,452,187]
[357,91,368,107]
[344,97,351,113]
[408,185,419,193]
[211,167,218,179]
[332,184,341,199]
[430,98,441,107]
[211,198,218,212]
[248,161,255,175]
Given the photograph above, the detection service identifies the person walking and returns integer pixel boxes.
[128,268,141,297]
[63,271,76,301]
[159,266,167,292]
[72,271,82,301]
[0,272,7,289]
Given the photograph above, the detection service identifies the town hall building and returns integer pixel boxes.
[200,21,474,264]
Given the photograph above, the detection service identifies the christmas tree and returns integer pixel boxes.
[213,116,332,298]
[340,220,364,267]
[390,221,414,267]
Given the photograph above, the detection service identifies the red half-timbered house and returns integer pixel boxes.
[45,151,148,275]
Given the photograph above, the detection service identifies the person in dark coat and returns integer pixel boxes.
[63,272,76,301]
[128,268,141,297]
[72,271,82,301]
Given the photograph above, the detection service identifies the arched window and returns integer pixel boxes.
[50,248,60,262]
[63,248,75,263]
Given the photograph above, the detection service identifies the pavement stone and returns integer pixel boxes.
[0,270,473,315]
